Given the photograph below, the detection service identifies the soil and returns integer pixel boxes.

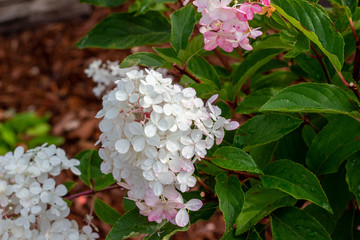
[0,5,226,240]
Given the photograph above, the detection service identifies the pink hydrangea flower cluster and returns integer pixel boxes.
[96,69,239,227]
[185,0,271,52]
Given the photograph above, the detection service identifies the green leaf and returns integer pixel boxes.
[284,31,310,58]
[106,209,160,240]
[260,160,332,213]
[250,142,278,170]
[76,12,170,49]
[302,125,317,148]
[236,184,296,235]
[331,209,360,240]
[94,198,122,226]
[294,53,327,82]
[178,34,205,63]
[221,229,241,240]
[331,71,359,103]
[304,204,337,234]
[346,151,360,205]
[196,161,226,176]
[280,28,300,44]
[8,112,48,133]
[93,173,116,191]
[189,202,218,223]
[80,0,126,7]
[129,0,175,15]
[0,123,18,147]
[252,34,292,51]
[145,222,189,240]
[170,4,196,52]
[211,147,263,174]
[25,123,50,136]
[250,71,299,93]
[268,10,292,30]
[182,191,202,202]
[153,47,182,65]
[122,198,136,212]
[306,115,360,175]
[75,150,93,186]
[75,150,105,187]
[235,88,280,114]
[120,52,165,68]
[232,49,283,87]
[187,55,221,88]
[320,165,353,218]
[271,207,332,240]
[215,174,245,232]
[27,135,64,149]
[234,114,303,151]
[260,83,355,114]
[189,83,218,99]
[275,127,309,166]
[343,29,360,59]
[271,0,344,70]
[328,0,358,13]
[63,181,77,192]
[222,228,262,240]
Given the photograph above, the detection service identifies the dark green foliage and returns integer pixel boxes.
[74,0,360,239]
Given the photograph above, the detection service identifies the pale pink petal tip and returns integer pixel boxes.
[185,199,203,211]
[175,209,189,227]
[261,0,271,6]
[225,121,240,130]
[207,94,219,104]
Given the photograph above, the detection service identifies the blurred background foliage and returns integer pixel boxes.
[0,111,64,154]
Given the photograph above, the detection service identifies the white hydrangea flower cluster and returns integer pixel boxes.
[85,60,140,97]
[96,69,239,227]
[0,145,99,240]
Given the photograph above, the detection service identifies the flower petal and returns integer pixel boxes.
[224,120,240,130]
[157,172,174,185]
[181,145,195,159]
[144,123,157,138]
[148,207,162,222]
[115,90,128,101]
[105,108,119,119]
[185,199,203,211]
[132,136,145,152]
[115,139,130,154]
[175,209,189,227]
[128,122,143,135]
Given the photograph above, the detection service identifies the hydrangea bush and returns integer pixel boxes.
[2,0,360,239]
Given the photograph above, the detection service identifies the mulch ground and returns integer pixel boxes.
[0,5,225,240]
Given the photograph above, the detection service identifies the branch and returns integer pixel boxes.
[344,5,360,83]
[353,41,360,83]
[214,49,232,71]
[334,67,360,102]
[201,158,260,180]
[196,177,212,193]
[173,64,202,83]
[310,44,331,84]
[302,114,318,133]
[65,185,123,201]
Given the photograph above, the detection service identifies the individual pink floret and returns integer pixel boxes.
[249,27,263,39]
[261,0,271,6]
[204,31,236,52]
[239,3,262,20]
[193,0,209,12]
